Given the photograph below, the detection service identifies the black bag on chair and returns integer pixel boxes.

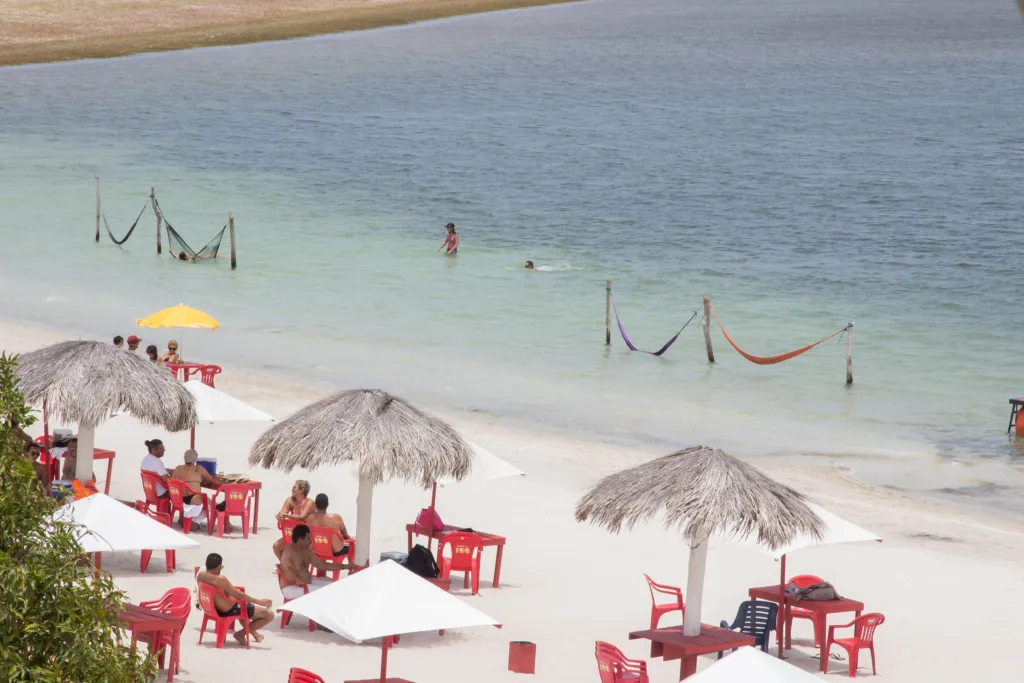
[402,544,439,578]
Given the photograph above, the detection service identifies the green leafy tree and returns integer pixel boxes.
[0,353,155,682]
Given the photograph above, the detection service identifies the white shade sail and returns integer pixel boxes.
[282,559,500,643]
[184,380,274,423]
[687,646,824,683]
[57,493,200,553]
[437,442,524,484]
[733,503,881,559]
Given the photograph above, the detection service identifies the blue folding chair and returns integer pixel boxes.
[719,600,779,658]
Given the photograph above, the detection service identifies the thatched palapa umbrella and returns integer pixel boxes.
[576,446,823,637]
[248,389,473,566]
[16,341,196,482]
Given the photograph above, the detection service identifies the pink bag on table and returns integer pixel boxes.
[415,507,444,536]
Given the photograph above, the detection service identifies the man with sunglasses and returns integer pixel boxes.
[197,553,275,645]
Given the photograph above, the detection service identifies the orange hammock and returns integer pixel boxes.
[711,308,848,365]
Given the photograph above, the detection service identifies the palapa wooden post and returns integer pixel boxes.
[846,322,854,385]
[605,280,612,346]
[94,177,100,242]
[228,213,237,270]
[702,296,715,363]
[151,187,161,255]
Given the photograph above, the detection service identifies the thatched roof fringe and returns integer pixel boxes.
[575,446,823,550]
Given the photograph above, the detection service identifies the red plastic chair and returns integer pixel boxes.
[135,501,176,573]
[595,642,649,683]
[213,484,253,538]
[167,477,212,534]
[825,613,885,678]
[278,518,301,546]
[276,564,316,632]
[643,574,685,629]
[141,471,171,515]
[786,574,826,647]
[135,587,191,679]
[200,365,222,387]
[438,532,484,595]
[288,668,326,683]
[310,525,354,581]
[197,582,250,649]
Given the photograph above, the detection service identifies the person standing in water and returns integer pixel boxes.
[438,223,459,256]
[525,261,535,270]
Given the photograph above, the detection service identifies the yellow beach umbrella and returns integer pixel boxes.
[136,304,220,330]
[136,304,219,361]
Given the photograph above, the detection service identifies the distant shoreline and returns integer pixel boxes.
[0,0,583,68]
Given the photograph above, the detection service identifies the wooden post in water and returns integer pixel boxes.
[702,296,715,363]
[151,187,161,255]
[228,213,237,270]
[94,177,101,242]
[846,322,854,385]
[605,280,612,346]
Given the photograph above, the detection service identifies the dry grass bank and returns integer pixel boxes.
[0,0,580,67]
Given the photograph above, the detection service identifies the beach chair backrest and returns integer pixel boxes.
[218,483,252,514]
[279,518,301,545]
[854,613,885,644]
[789,574,825,589]
[136,500,172,527]
[140,471,164,504]
[729,600,778,643]
[438,532,483,571]
[166,478,191,508]
[288,668,326,683]
[309,525,343,561]
[594,642,629,683]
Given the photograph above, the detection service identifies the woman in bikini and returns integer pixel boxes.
[271,479,316,560]
[437,223,459,256]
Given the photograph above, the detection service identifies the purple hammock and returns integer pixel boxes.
[611,294,700,356]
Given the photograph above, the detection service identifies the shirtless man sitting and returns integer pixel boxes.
[272,479,316,560]
[197,552,275,645]
[306,493,352,557]
[279,524,350,600]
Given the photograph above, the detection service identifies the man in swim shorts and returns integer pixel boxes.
[279,524,351,599]
[197,552,275,645]
[306,493,352,557]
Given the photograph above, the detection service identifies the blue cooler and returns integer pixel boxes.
[50,480,73,500]
[196,458,218,477]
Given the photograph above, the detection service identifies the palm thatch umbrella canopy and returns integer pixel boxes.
[248,389,473,566]
[15,340,197,482]
[576,446,823,637]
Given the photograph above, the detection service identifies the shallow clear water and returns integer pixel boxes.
[1,0,1023,479]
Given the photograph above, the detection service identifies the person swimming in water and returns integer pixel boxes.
[525,261,535,270]
[438,223,458,256]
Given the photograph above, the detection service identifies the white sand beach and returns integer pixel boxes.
[6,317,1024,682]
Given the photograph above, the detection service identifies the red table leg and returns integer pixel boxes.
[104,456,114,495]
[784,604,792,650]
[680,655,698,680]
[251,487,260,533]
[493,544,504,588]
[406,528,413,552]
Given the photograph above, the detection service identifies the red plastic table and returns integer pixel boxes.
[405,523,506,588]
[36,437,115,495]
[629,624,755,680]
[748,585,864,670]
[119,602,185,682]
[206,479,263,533]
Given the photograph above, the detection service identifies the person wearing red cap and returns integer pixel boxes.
[126,335,142,354]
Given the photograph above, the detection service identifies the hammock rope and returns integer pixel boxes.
[100,198,151,246]
[153,194,227,261]
[611,294,700,356]
[711,307,850,365]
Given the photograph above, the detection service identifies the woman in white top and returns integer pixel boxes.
[141,438,170,498]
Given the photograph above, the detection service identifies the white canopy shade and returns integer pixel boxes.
[57,493,200,553]
[183,380,274,423]
[687,646,824,683]
[282,559,500,643]
[733,503,881,559]
[437,442,524,484]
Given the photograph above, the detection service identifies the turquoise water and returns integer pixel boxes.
[1,0,1023,482]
